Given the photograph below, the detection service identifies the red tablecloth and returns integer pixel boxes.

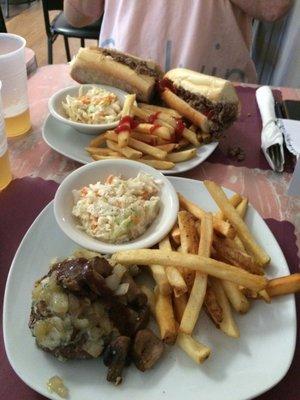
[0,177,299,400]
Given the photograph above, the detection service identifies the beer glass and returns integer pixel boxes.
[0,33,31,137]
[0,81,12,190]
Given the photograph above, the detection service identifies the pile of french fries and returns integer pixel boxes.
[112,180,300,364]
[86,94,213,170]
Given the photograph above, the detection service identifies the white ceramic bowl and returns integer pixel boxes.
[48,84,128,135]
[54,159,179,254]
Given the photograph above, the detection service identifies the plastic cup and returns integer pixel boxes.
[0,33,31,138]
[0,81,12,190]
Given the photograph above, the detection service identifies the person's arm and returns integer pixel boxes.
[64,0,104,27]
[231,0,293,22]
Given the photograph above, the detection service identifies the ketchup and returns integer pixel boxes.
[158,78,177,94]
[174,118,185,141]
[150,124,161,134]
[115,116,138,133]
[148,112,160,124]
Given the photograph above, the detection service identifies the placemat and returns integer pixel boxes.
[0,177,299,400]
[208,87,295,172]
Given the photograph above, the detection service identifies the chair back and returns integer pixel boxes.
[42,0,63,37]
[0,6,7,33]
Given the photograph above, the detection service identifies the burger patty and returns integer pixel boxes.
[176,86,239,134]
[102,49,162,78]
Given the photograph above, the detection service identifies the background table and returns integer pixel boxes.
[2,64,300,400]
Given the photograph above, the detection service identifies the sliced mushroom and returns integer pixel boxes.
[103,336,131,385]
[132,329,164,372]
[121,273,148,308]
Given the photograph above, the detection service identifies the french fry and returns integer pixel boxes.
[89,133,107,147]
[135,123,172,140]
[213,236,264,275]
[104,130,120,142]
[204,180,270,266]
[266,274,300,297]
[170,225,181,246]
[166,267,188,297]
[167,148,197,163]
[129,137,167,160]
[214,193,243,220]
[92,154,124,160]
[139,159,175,170]
[233,195,268,302]
[221,280,250,313]
[130,130,158,145]
[174,138,190,150]
[154,286,177,344]
[118,94,136,148]
[198,132,212,143]
[112,249,267,291]
[210,277,240,338]
[204,284,224,325]
[173,293,188,323]
[121,94,136,116]
[156,143,177,153]
[149,261,171,296]
[180,212,213,334]
[159,236,188,297]
[140,285,156,315]
[178,211,199,255]
[106,140,142,159]
[139,103,181,118]
[236,197,248,219]
[85,147,120,156]
[178,193,235,238]
[178,210,199,287]
[132,105,151,120]
[118,131,130,148]
[177,332,211,364]
[182,128,200,146]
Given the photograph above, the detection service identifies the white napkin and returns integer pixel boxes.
[256,86,285,172]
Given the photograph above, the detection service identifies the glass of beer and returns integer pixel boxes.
[0,82,12,190]
[0,33,31,138]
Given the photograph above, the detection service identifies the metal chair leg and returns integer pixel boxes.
[64,36,71,62]
[5,0,9,18]
[48,37,53,64]
[80,38,85,48]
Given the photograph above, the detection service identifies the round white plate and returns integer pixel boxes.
[42,115,219,175]
[3,177,296,400]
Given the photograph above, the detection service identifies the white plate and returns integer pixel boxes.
[42,115,219,175]
[3,177,296,400]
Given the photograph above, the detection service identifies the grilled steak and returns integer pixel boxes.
[102,48,162,78]
[176,86,238,134]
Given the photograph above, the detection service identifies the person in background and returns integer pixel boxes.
[64,0,292,83]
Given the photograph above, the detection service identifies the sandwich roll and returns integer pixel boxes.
[70,47,164,103]
[160,68,240,136]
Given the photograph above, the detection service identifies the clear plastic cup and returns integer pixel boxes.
[0,33,31,138]
[0,81,12,190]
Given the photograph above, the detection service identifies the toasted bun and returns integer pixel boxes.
[70,47,163,102]
[161,89,209,132]
[164,68,239,104]
[162,68,240,133]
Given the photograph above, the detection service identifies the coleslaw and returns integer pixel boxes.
[62,86,122,124]
[72,173,161,243]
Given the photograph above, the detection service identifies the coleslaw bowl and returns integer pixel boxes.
[48,84,129,135]
[54,159,179,254]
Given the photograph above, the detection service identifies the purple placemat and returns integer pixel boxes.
[0,177,299,400]
[208,87,294,172]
